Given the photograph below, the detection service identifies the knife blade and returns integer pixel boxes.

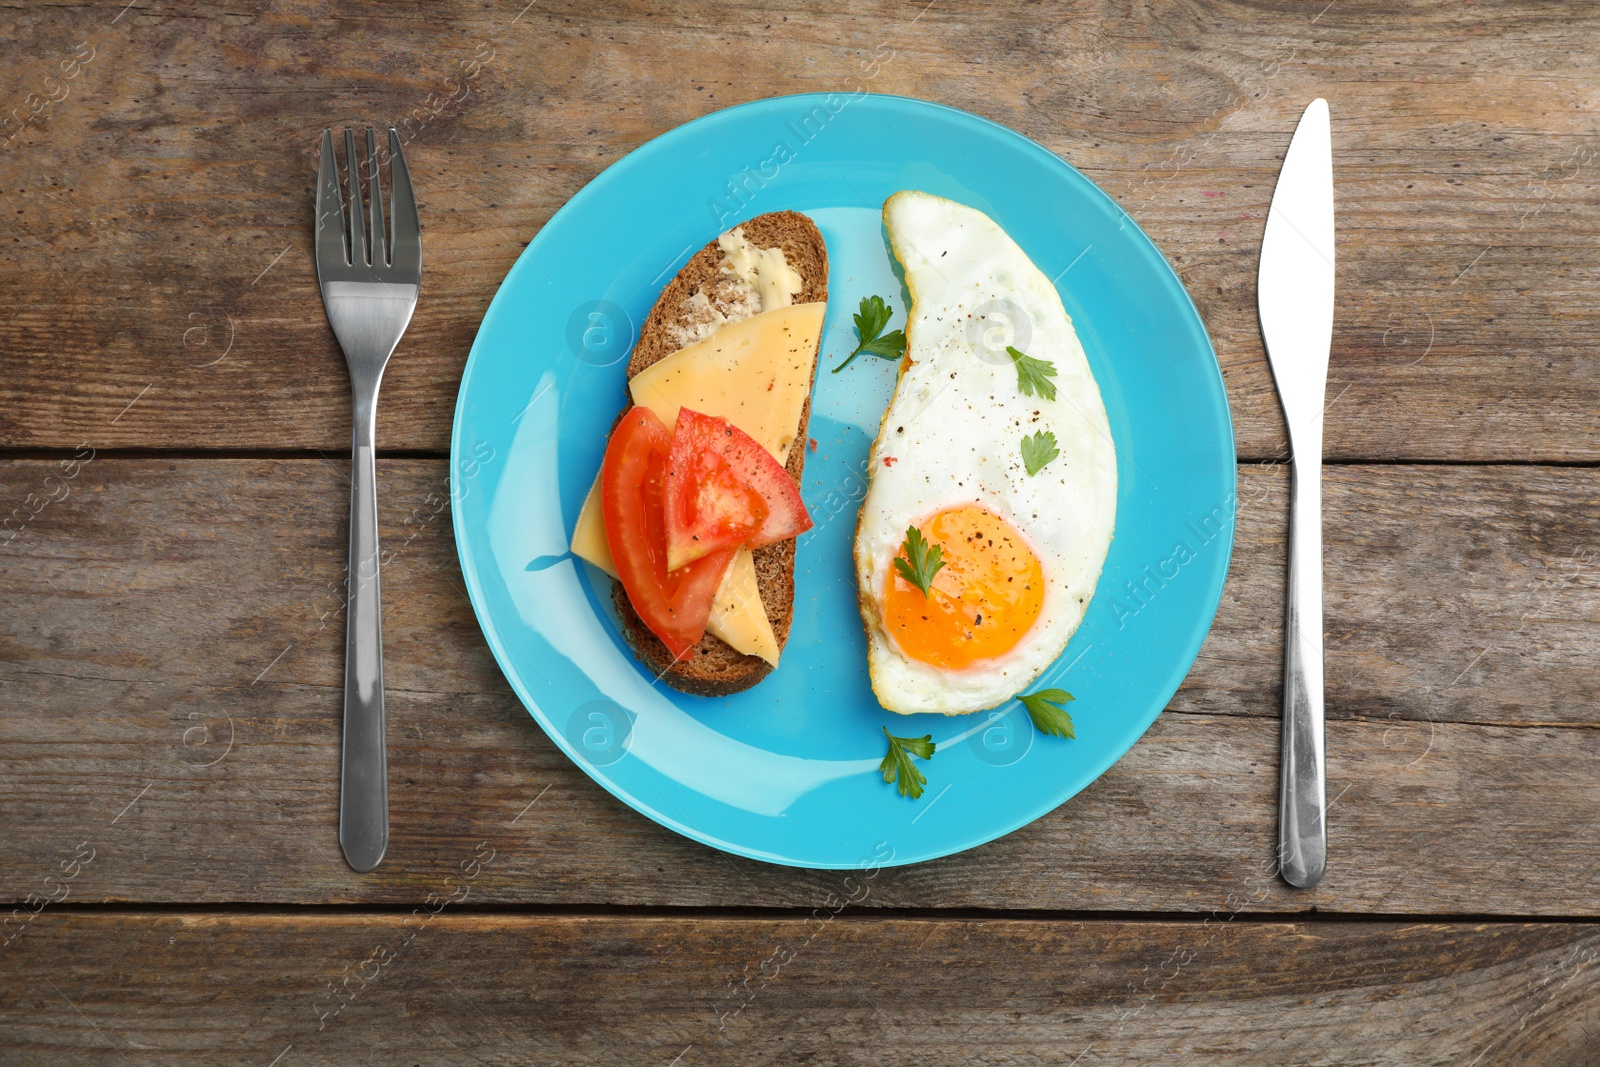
[1258,98,1335,888]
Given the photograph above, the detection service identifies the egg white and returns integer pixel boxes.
[853,191,1118,716]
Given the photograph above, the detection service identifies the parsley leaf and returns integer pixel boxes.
[879,726,937,799]
[1019,688,1075,739]
[892,525,945,597]
[858,294,892,337]
[1021,430,1060,477]
[1006,346,1058,401]
[833,296,908,373]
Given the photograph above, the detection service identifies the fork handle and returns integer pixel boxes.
[1277,454,1326,887]
[340,394,388,872]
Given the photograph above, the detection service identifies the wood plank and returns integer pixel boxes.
[1,1,1598,459]
[2,913,1596,1064]
[1,457,1595,911]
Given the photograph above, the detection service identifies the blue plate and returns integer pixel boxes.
[451,93,1235,869]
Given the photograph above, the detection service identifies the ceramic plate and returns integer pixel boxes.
[451,93,1235,869]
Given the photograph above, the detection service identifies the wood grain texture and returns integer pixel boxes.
[3,2,1595,1056]
[1,0,1598,459]
[1,457,1595,912]
[2,913,1596,1065]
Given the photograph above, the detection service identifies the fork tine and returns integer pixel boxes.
[344,127,366,266]
[315,129,348,267]
[365,128,386,267]
[386,129,422,279]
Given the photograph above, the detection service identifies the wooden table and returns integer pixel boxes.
[3,1,1597,1062]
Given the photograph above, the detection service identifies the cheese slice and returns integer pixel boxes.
[629,302,826,464]
[571,481,615,577]
[700,545,778,664]
[568,303,824,665]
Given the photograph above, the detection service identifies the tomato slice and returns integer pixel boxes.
[663,409,812,568]
[600,406,735,660]
[664,422,770,571]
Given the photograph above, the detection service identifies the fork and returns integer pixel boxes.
[315,128,422,873]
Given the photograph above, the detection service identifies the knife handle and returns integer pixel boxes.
[1278,455,1327,887]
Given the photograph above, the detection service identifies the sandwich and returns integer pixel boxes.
[570,211,829,695]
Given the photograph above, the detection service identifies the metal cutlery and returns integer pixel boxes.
[315,128,423,873]
[1257,99,1335,888]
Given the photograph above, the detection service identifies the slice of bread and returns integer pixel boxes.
[611,211,828,696]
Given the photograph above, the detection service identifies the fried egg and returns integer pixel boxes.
[853,191,1118,715]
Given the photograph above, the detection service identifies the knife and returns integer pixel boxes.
[1258,98,1335,888]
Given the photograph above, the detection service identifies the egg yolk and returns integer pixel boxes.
[883,505,1044,670]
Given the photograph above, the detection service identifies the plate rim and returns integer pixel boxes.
[451,91,1237,869]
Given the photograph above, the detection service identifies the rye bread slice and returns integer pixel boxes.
[611,211,828,696]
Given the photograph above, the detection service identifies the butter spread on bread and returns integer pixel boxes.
[666,226,805,348]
